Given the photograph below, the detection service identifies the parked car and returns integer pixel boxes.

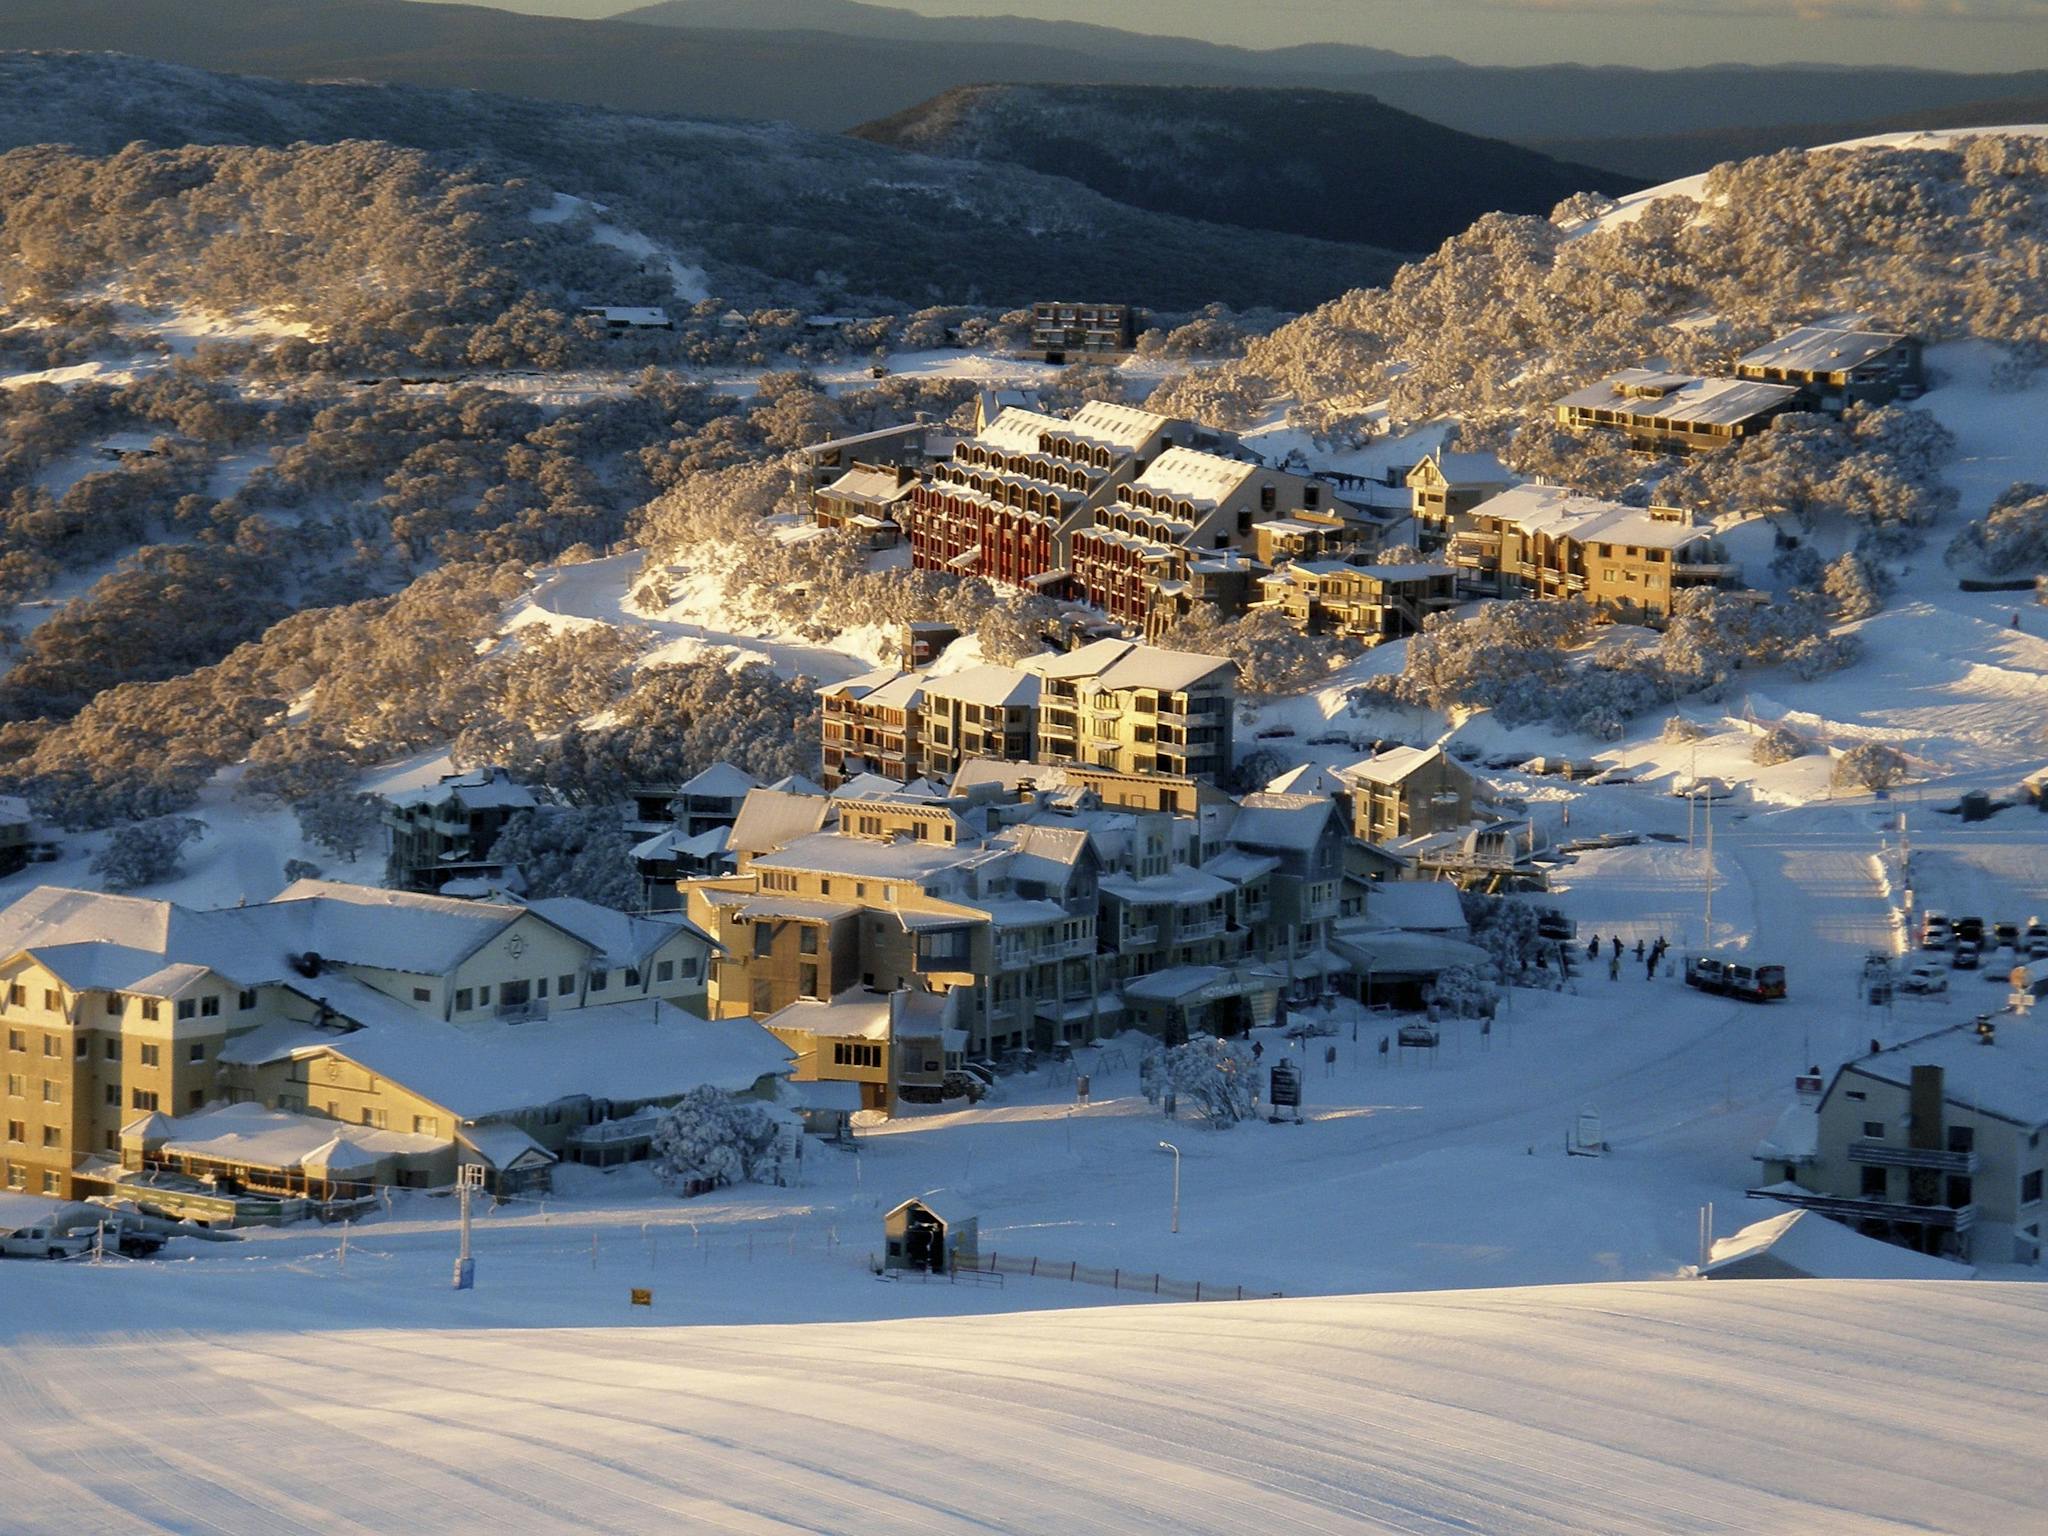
[1686,953,1787,1001]
[1920,911,1951,949]
[1899,962,1949,994]
[1955,916,1986,945]
[1953,940,1981,970]
[2028,921,2048,960]
[1993,920,2021,950]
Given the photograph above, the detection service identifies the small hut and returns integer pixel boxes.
[883,1197,977,1275]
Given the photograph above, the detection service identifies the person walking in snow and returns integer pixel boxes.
[1609,951,1621,981]
[1587,936,1599,961]
[1610,935,1622,960]
[1633,938,1645,960]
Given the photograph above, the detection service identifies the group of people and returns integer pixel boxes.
[1586,932,1669,980]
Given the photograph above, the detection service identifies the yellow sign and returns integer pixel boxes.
[630,1288,652,1307]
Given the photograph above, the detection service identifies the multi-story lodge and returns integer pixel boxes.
[1028,302,1137,362]
[1254,560,1459,642]
[1751,1020,2048,1267]
[797,422,937,500]
[1733,324,1923,413]
[814,462,918,549]
[0,880,767,1205]
[1069,448,1343,629]
[686,766,1342,1059]
[1555,368,1802,455]
[816,639,1238,790]
[1449,484,1741,623]
[1339,746,1477,844]
[1406,448,1515,546]
[382,767,538,894]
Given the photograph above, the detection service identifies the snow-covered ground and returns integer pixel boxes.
[3,1277,2041,1535]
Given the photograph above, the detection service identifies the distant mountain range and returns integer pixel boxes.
[5,0,2045,175]
[0,51,1406,312]
[852,85,1641,252]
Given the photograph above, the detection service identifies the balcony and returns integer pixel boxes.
[1848,1141,1980,1174]
[1120,926,1160,948]
[1173,917,1225,942]
[1745,1186,1976,1232]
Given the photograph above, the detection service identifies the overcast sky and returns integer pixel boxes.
[449,0,2048,71]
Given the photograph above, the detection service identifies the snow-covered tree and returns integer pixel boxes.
[486,804,641,908]
[650,1086,779,1189]
[1144,1036,1257,1125]
[1946,482,2048,576]
[1752,724,1808,766]
[1428,964,1500,1019]
[1820,551,1887,619]
[1833,742,1909,793]
[294,791,381,864]
[90,815,204,891]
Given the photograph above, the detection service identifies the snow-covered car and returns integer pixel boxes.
[1899,963,1949,994]
[1993,920,2021,951]
[2028,923,2048,960]
[1952,941,1981,970]
[1919,912,1951,949]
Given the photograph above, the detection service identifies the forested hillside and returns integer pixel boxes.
[851,85,1639,253]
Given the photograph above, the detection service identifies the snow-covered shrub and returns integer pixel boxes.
[1820,551,1888,619]
[1784,631,1862,679]
[1946,483,2048,576]
[282,858,323,881]
[1155,605,1336,696]
[650,1086,780,1190]
[1751,724,1808,766]
[1427,965,1500,1020]
[1661,714,1707,743]
[1769,543,1824,590]
[89,815,204,891]
[1143,1036,1257,1125]
[1832,742,1910,793]
[1457,892,1544,983]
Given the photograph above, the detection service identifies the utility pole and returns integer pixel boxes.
[1702,783,1714,948]
[1158,1141,1181,1234]
[454,1162,482,1290]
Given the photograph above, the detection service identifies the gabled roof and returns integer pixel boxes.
[1702,1207,1972,1280]
[1127,447,1258,508]
[729,789,835,859]
[767,774,825,796]
[920,666,1042,709]
[1736,325,1908,375]
[1265,763,1351,798]
[819,464,917,506]
[1556,371,1801,428]
[1410,448,1512,485]
[522,898,710,968]
[1225,793,1335,854]
[1341,745,1444,786]
[817,668,924,711]
[1022,638,1234,693]
[676,763,762,800]
[1468,484,1714,550]
[1066,400,1173,452]
[978,407,1073,455]
[384,767,537,813]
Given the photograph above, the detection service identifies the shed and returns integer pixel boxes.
[1701,1207,1976,1281]
[883,1197,977,1274]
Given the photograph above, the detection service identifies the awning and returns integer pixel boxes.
[946,547,982,570]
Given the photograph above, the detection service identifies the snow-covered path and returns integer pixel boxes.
[2,1282,2041,1535]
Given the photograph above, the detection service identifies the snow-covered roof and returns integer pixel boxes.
[817,667,924,711]
[766,774,824,797]
[820,464,917,506]
[276,975,792,1120]
[1467,484,1713,551]
[677,763,763,800]
[522,898,709,969]
[1412,448,1513,485]
[1201,849,1280,886]
[1702,1208,1973,1280]
[384,767,537,813]
[1127,447,1257,508]
[1022,637,1234,693]
[786,1078,864,1112]
[1359,881,1469,934]
[1226,794,1334,854]
[1102,870,1234,903]
[0,1190,75,1235]
[803,421,927,456]
[1352,562,1457,581]
[752,831,978,884]
[1841,1015,2048,1127]
[458,1122,555,1171]
[1331,926,1490,976]
[977,407,1072,455]
[1754,1101,1820,1165]
[134,1102,445,1170]
[1736,326,1908,376]
[1341,745,1444,786]
[1556,371,1801,428]
[1066,400,1172,452]
[584,306,671,327]
[0,794,30,827]
[920,666,1042,709]
[730,789,834,858]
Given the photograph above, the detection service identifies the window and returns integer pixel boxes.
[831,1042,882,1068]
[2025,1170,2043,1206]
[798,928,818,956]
[360,1108,388,1129]
[41,1035,58,1057]
[624,969,640,988]
[74,1036,87,1059]
[656,960,674,983]
[455,989,473,1012]
[42,989,59,1011]
[4,1164,21,1189]
[800,964,819,1000]
[176,999,196,1021]
[558,973,576,995]
[502,980,531,1009]
[6,985,21,1007]
[103,1038,117,1061]
[187,1042,205,1063]
[187,1089,204,1111]
[104,1084,119,1107]
[41,1171,60,1195]
[41,1081,58,1105]
[4,1120,20,1144]
[3,1075,18,1097]
[41,1126,60,1147]
[4,1030,20,1052]
[1947,1125,1975,1153]
[413,1115,439,1136]
[131,1089,158,1112]
[536,977,549,999]
[477,987,492,1007]
[681,958,699,980]
[105,994,122,1015]
[1860,1166,1888,1198]
[141,1000,160,1022]
[1862,1121,1885,1138]
[139,1044,160,1068]
[820,880,832,897]
[1845,1089,1866,1101]
[412,987,431,1003]
[238,989,257,1011]
[590,970,609,993]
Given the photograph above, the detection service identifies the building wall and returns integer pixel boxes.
[1351,757,1476,842]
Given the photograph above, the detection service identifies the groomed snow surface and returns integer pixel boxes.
[2,1282,2042,1534]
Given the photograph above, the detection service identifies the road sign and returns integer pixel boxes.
[1269,1062,1302,1108]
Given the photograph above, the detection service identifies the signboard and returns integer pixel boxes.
[1794,1074,1825,1099]
[1269,1062,1302,1109]
[630,1289,652,1307]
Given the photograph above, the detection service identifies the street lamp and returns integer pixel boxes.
[1158,1140,1181,1234]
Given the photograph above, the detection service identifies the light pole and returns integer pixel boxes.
[454,1162,483,1290]
[1158,1140,1181,1234]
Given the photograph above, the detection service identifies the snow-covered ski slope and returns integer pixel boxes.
[2,1281,2041,1535]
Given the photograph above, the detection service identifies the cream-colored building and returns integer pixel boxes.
[1026,638,1238,783]
[0,880,768,1205]
[1406,449,1514,547]
[1255,560,1459,641]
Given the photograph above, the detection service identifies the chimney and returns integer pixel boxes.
[1909,1064,1944,1152]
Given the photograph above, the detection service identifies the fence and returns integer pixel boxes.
[955,1250,1279,1302]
